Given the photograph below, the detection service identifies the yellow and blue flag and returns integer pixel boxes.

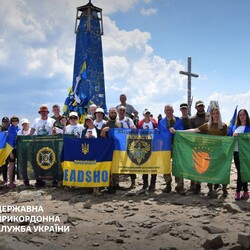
[109,128,172,174]
[60,137,114,187]
[0,131,13,166]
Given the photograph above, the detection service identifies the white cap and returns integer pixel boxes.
[69,112,79,118]
[143,109,151,115]
[21,118,29,125]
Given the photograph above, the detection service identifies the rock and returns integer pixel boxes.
[203,225,226,234]
[147,223,172,238]
[181,234,190,240]
[124,212,135,218]
[83,200,92,209]
[92,242,99,247]
[144,201,153,205]
[115,238,124,244]
[228,244,243,250]
[105,207,114,213]
[29,236,49,244]
[202,235,224,250]
[238,233,250,249]
[223,203,242,213]
[202,220,211,224]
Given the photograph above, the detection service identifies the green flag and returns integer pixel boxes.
[17,135,73,180]
[238,133,250,182]
[172,131,235,184]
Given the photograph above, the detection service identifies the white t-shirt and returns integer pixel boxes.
[85,128,98,138]
[94,120,106,130]
[234,125,246,152]
[119,117,135,128]
[31,117,55,135]
[17,128,31,136]
[142,121,154,129]
[65,124,84,138]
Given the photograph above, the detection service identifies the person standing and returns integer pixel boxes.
[0,117,10,185]
[137,109,158,192]
[117,105,137,189]
[189,100,210,194]
[65,112,84,138]
[8,116,20,189]
[17,118,31,186]
[51,104,62,126]
[116,94,138,124]
[29,105,55,187]
[231,109,250,200]
[158,104,184,193]
[100,107,121,194]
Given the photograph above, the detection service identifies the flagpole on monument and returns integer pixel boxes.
[179,57,199,116]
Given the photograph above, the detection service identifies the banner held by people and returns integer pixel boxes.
[61,137,114,187]
[238,133,250,182]
[109,128,172,174]
[172,131,235,184]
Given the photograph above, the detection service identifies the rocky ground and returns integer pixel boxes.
[1,165,250,250]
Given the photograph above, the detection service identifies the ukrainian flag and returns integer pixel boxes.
[60,137,114,187]
[109,128,172,174]
[0,131,13,166]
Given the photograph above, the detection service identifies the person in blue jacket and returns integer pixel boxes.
[231,109,250,200]
[158,104,184,193]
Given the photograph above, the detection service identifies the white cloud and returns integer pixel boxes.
[140,8,157,16]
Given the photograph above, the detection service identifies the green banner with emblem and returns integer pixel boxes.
[17,135,73,180]
[238,133,250,182]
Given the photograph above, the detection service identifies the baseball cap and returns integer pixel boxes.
[85,115,94,121]
[195,100,204,107]
[2,117,9,123]
[180,103,188,109]
[143,109,151,115]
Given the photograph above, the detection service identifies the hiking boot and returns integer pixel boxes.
[23,180,30,186]
[8,182,16,189]
[142,183,148,190]
[222,189,228,197]
[162,185,171,193]
[235,192,241,201]
[107,186,116,194]
[194,184,201,194]
[241,192,249,200]
[35,179,45,188]
[148,184,156,192]
[52,180,58,187]
[207,189,214,197]
[130,180,136,189]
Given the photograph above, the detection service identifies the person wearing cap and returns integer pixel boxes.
[173,103,191,195]
[81,115,98,138]
[29,105,55,188]
[100,107,121,194]
[189,100,210,194]
[117,105,137,189]
[93,108,107,131]
[8,116,20,189]
[0,117,10,185]
[65,112,84,137]
[137,109,158,192]
[158,104,184,193]
[116,94,138,124]
[29,105,55,136]
[17,118,31,186]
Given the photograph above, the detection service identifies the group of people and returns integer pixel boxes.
[0,94,249,201]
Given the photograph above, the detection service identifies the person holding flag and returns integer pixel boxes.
[231,109,250,200]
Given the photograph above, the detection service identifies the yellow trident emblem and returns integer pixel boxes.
[82,143,89,155]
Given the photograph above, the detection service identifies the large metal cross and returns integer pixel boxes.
[179,57,199,115]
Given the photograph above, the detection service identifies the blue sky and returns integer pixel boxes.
[0,0,250,125]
